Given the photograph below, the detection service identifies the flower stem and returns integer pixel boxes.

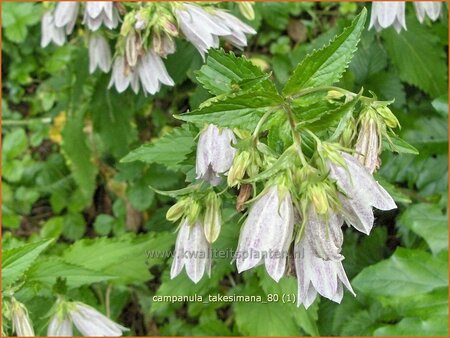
[283,103,307,166]
[2,117,52,126]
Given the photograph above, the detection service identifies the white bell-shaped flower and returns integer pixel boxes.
[69,302,128,336]
[171,219,211,283]
[175,4,231,59]
[369,1,406,33]
[47,315,73,336]
[213,11,256,48]
[196,124,237,186]
[294,238,355,309]
[235,185,294,282]
[108,56,140,94]
[328,152,396,235]
[136,50,175,95]
[83,1,119,31]
[89,34,112,74]
[53,1,79,34]
[10,298,34,337]
[414,1,442,23]
[41,11,66,47]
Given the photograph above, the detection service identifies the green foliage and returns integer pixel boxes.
[283,8,367,95]
[382,15,448,97]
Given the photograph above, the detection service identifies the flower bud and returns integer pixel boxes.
[120,12,136,36]
[376,105,399,129]
[309,185,329,215]
[355,116,381,174]
[238,2,255,20]
[166,198,188,222]
[203,192,222,243]
[152,32,176,58]
[339,117,356,147]
[227,151,251,187]
[187,200,201,225]
[10,298,34,337]
[125,32,139,67]
[326,90,345,101]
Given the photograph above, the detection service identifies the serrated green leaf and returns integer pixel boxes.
[398,203,448,255]
[353,248,448,297]
[196,49,275,96]
[283,9,367,96]
[382,16,447,97]
[25,257,116,288]
[177,91,283,130]
[63,232,175,284]
[2,239,53,287]
[120,126,196,170]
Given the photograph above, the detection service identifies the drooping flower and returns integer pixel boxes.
[47,315,73,336]
[414,1,442,23]
[369,1,406,33]
[10,298,34,337]
[303,205,344,262]
[136,50,175,95]
[69,302,128,336]
[41,11,66,48]
[83,1,119,31]
[213,11,256,48]
[355,116,381,174]
[108,56,140,94]
[175,4,232,59]
[196,124,237,186]
[89,34,112,74]
[328,152,396,235]
[152,33,176,58]
[53,1,79,34]
[294,238,355,309]
[171,219,211,283]
[235,185,294,282]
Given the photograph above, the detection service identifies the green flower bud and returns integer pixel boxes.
[326,90,345,101]
[203,192,222,243]
[187,200,202,225]
[238,2,255,20]
[228,151,251,187]
[310,185,329,215]
[376,105,399,129]
[166,199,188,222]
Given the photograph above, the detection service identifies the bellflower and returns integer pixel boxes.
[48,315,73,336]
[294,238,355,309]
[175,4,231,59]
[369,1,406,33]
[304,206,344,262]
[41,11,66,48]
[53,1,79,34]
[69,302,128,336]
[328,152,396,235]
[196,124,237,186]
[136,50,175,95]
[414,1,442,23]
[213,11,256,48]
[108,56,140,94]
[235,185,294,282]
[355,117,381,174]
[83,1,119,31]
[10,298,34,337]
[171,219,211,283]
[89,34,112,74]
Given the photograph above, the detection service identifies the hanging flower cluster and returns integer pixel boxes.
[167,93,399,308]
[369,1,442,32]
[41,1,255,95]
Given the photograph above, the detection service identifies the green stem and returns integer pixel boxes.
[283,103,307,166]
[289,85,373,104]
[2,117,52,126]
[252,110,273,140]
